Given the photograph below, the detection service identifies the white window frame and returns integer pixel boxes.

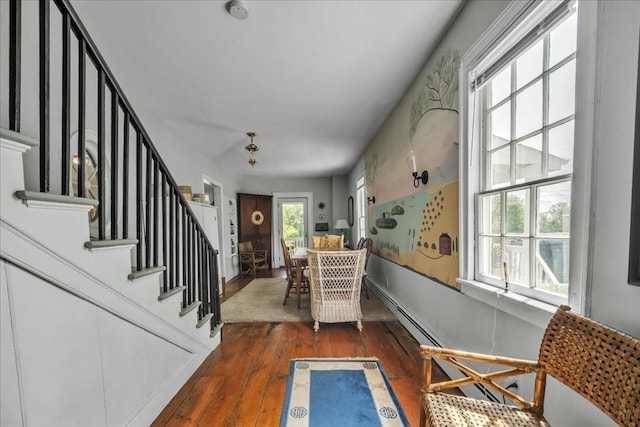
[459,0,598,320]
[356,177,366,241]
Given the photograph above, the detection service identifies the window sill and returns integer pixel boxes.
[457,278,557,330]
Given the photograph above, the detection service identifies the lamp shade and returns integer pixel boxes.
[333,219,350,230]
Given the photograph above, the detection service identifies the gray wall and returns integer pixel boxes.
[349,0,639,426]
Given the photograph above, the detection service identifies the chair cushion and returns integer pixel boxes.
[423,392,550,427]
[312,235,327,249]
[325,234,344,249]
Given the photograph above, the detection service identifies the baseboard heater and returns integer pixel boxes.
[375,289,500,404]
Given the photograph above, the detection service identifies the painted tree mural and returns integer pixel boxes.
[409,49,460,140]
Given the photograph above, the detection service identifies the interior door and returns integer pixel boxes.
[278,198,307,266]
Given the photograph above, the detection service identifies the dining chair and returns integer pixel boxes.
[281,238,309,305]
[306,248,367,332]
[238,241,269,277]
[359,238,373,299]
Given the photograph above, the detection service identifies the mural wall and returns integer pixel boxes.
[365,49,460,289]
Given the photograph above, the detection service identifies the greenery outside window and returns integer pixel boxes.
[471,1,578,305]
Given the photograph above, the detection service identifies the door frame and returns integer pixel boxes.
[272,192,314,268]
[201,174,226,285]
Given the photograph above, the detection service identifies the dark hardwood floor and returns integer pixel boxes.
[152,269,450,426]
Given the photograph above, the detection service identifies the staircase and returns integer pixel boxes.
[0,0,223,425]
[1,133,221,426]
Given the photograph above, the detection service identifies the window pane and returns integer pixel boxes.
[505,189,529,235]
[516,39,543,89]
[480,193,501,235]
[515,81,542,139]
[535,238,569,295]
[548,120,574,176]
[550,13,577,67]
[549,59,576,124]
[479,236,502,279]
[516,133,543,183]
[537,181,571,235]
[488,146,511,189]
[489,101,511,149]
[505,237,530,286]
[491,67,511,107]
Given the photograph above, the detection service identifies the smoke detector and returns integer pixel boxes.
[228,0,249,20]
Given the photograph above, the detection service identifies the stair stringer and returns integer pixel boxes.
[0,133,221,426]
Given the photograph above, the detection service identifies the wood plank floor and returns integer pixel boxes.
[152,269,450,426]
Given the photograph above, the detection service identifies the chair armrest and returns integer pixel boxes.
[420,345,539,370]
[420,345,541,409]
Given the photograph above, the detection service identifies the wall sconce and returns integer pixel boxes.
[367,196,376,205]
[245,132,258,167]
[408,149,428,188]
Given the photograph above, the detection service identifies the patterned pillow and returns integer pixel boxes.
[312,235,327,249]
[325,234,344,249]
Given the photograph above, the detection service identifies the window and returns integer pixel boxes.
[465,1,580,305]
[356,177,366,241]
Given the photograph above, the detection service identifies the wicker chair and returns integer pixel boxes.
[238,241,269,277]
[281,238,309,305]
[420,305,640,427]
[306,248,367,332]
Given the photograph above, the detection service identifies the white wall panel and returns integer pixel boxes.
[8,265,107,427]
[0,262,24,426]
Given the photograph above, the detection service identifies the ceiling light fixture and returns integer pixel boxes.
[227,0,250,20]
[245,132,258,167]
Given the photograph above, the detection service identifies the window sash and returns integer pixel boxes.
[471,0,575,92]
[475,9,577,303]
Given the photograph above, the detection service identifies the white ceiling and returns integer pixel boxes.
[71,0,463,178]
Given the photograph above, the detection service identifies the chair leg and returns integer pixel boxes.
[313,320,319,332]
[283,278,293,305]
[419,406,427,427]
[362,277,369,299]
[356,320,362,331]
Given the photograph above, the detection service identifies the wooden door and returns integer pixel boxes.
[238,193,273,266]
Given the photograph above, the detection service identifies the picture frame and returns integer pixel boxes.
[347,196,354,227]
[629,35,640,286]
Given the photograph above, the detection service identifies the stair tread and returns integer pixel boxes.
[0,128,39,147]
[15,190,98,207]
[179,301,201,317]
[84,239,138,249]
[158,286,186,301]
[196,313,213,329]
[127,266,166,281]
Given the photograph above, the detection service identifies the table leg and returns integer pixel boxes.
[296,261,302,309]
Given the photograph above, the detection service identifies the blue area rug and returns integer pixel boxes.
[280,358,410,427]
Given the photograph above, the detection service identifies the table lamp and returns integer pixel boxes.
[333,218,350,238]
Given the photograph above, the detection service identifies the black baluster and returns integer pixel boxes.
[122,111,129,238]
[153,157,159,267]
[97,69,105,240]
[77,38,86,198]
[9,0,21,132]
[212,250,220,325]
[182,206,187,307]
[161,174,168,293]
[186,214,192,305]
[110,89,119,239]
[61,12,70,195]
[169,188,175,290]
[145,147,151,268]
[39,0,50,192]
[136,130,142,270]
